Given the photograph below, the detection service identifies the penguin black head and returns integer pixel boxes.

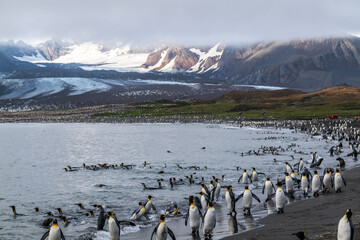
[138,202,143,206]
[226,185,232,190]
[56,208,63,214]
[9,206,15,210]
[208,202,215,207]
[252,167,256,170]
[174,203,178,208]
[285,173,289,176]
[147,195,153,199]
[276,181,282,187]
[292,231,307,240]
[105,211,114,216]
[336,168,340,173]
[197,192,204,196]
[302,172,306,176]
[159,214,166,221]
[97,205,103,209]
[346,209,353,219]
[46,211,53,216]
[52,219,58,225]
[266,177,270,181]
[314,170,318,175]
[244,169,247,172]
[92,204,98,208]
[34,207,39,212]
[244,185,249,190]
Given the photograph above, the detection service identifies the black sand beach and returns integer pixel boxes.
[222,166,360,240]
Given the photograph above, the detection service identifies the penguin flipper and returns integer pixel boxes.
[60,229,66,240]
[185,208,189,226]
[167,226,176,240]
[235,193,244,202]
[150,224,158,240]
[342,176,347,186]
[257,172,266,175]
[262,184,265,194]
[144,213,150,220]
[265,193,275,202]
[350,219,354,240]
[119,220,136,226]
[238,176,243,183]
[151,204,156,211]
[40,230,50,240]
[252,192,261,203]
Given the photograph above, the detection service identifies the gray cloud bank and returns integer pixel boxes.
[1,0,360,45]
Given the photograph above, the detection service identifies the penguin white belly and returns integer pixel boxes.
[285,178,293,193]
[242,191,252,209]
[301,178,309,193]
[276,189,286,210]
[215,184,220,200]
[242,173,249,184]
[335,174,342,190]
[48,226,61,240]
[201,196,207,210]
[286,166,292,175]
[109,217,120,240]
[337,216,351,240]
[156,222,168,240]
[323,174,331,189]
[299,161,304,171]
[252,172,258,181]
[225,191,232,211]
[312,176,321,192]
[145,200,152,213]
[265,182,273,197]
[189,206,200,230]
[203,208,216,235]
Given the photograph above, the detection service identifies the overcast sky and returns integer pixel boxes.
[1,0,360,46]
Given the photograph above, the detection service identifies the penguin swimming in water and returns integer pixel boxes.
[337,209,354,240]
[238,169,252,184]
[337,157,346,167]
[203,202,216,238]
[40,219,66,240]
[262,177,276,198]
[166,203,180,216]
[185,196,203,236]
[235,186,261,215]
[334,169,347,193]
[105,212,135,240]
[225,186,237,215]
[9,206,24,217]
[151,215,176,240]
[144,195,156,213]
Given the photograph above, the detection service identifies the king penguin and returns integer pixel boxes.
[105,212,135,240]
[185,196,202,236]
[334,169,347,193]
[337,209,354,240]
[40,219,66,240]
[151,215,176,240]
[203,202,216,238]
[262,177,275,198]
[235,186,261,215]
[225,186,237,215]
[311,170,321,197]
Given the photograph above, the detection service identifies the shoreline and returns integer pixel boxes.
[222,166,360,240]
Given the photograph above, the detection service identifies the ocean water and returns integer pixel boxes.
[0,123,358,240]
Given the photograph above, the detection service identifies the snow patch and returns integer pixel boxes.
[160,56,177,72]
[13,51,48,63]
[188,43,223,73]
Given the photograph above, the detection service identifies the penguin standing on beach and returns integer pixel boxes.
[284,173,295,197]
[105,212,135,240]
[262,177,276,198]
[334,169,347,193]
[203,202,216,238]
[311,170,321,197]
[238,169,252,184]
[151,215,176,240]
[337,209,354,240]
[214,178,221,201]
[322,169,333,193]
[301,172,310,198]
[185,196,203,236]
[225,186,237,215]
[40,219,66,240]
[235,186,261,215]
[266,181,287,214]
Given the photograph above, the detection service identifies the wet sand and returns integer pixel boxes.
[222,166,360,240]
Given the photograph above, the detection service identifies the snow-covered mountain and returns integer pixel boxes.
[1,37,360,91]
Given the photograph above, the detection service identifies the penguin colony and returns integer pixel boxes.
[8,119,359,240]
